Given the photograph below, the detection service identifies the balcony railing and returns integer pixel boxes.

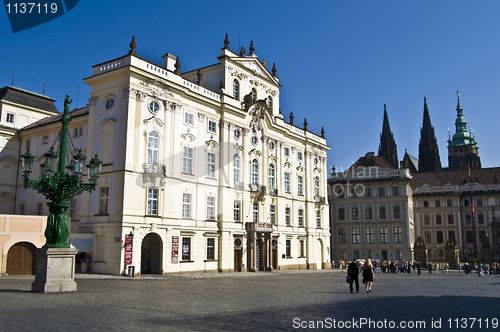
[142,163,166,176]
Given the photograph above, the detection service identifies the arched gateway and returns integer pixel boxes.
[141,233,163,274]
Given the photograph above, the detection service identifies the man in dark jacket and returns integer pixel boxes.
[347,260,359,293]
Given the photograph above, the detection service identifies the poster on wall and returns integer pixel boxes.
[124,234,133,265]
[171,236,179,264]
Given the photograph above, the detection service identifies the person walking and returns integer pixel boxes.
[428,261,433,274]
[363,259,374,293]
[347,259,359,293]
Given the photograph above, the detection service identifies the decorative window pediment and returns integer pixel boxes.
[181,130,197,145]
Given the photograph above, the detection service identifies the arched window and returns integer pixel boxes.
[315,176,320,197]
[251,88,257,102]
[234,154,240,185]
[233,80,239,99]
[251,159,259,185]
[267,96,272,111]
[269,164,275,190]
[147,131,159,164]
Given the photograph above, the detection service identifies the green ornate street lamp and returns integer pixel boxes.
[20,94,102,248]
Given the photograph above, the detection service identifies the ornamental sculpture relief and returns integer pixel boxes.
[140,78,173,99]
[236,61,266,78]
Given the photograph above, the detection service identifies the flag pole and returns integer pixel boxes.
[468,163,477,260]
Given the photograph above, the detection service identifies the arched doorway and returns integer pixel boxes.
[316,239,324,270]
[6,242,37,275]
[141,233,163,274]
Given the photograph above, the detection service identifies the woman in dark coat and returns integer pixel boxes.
[363,259,374,293]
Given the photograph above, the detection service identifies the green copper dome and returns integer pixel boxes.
[447,97,477,147]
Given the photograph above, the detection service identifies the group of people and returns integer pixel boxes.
[458,262,500,276]
[347,259,374,293]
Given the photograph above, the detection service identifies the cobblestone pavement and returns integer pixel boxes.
[0,270,499,331]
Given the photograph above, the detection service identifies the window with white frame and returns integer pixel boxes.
[286,239,291,258]
[380,227,388,243]
[207,153,215,178]
[366,227,374,243]
[297,151,303,160]
[251,88,256,102]
[338,228,346,244]
[270,205,275,224]
[393,206,401,219]
[251,159,258,185]
[253,202,259,222]
[352,228,360,244]
[234,200,241,222]
[69,199,77,220]
[182,147,193,174]
[298,208,304,227]
[147,188,158,215]
[394,227,402,243]
[100,187,109,214]
[208,120,217,133]
[42,135,49,144]
[184,112,193,125]
[182,193,191,218]
[148,131,159,164]
[314,176,320,197]
[182,237,191,261]
[284,147,289,156]
[206,238,215,260]
[6,113,14,124]
[267,96,272,111]
[297,175,303,195]
[300,240,305,257]
[285,207,290,226]
[207,196,215,220]
[284,172,290,193]
[233,154,240,186]
[268,164,275,190]
[233,79,239,99]
[316,210,321,228]
[395,250,402,260]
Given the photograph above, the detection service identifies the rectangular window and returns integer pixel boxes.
[147,188,158,215]
[316,210,321,228]
[448,214,454,224]
[297,176,303,195]
[394,227,403,243]
[465,214,471,224]
[395,250,402,260]
[26,139,31,150]
[284,172,290,193]
[447,199,453,207]
[340,250,346,260]
[182,147,193,174]
[393,206,401,219]
[366,227,374,243]
[424,215,430,225]
[353,250,359,260]
[182,193,191,218]
[366,207,373,219]
[207,152,215,178]
[69,199,77,220]
[448,230,456,242]
[286,239,291,258]
[207,196,215,220]
[285,207,291,226]
[338,208,345,220]
[234,200,241,222]
[206,238,215,260]
[284,147,289,156]
[466,230,473,244]
[184,112,193,125]
[366,188,372,197]
[352,207,359,220]
[100,187,109,214]
[270,205,276,224]
[299,240,305,257]
[42,135,49,145]
[367,250,374,259]
[74,128,79,138]
[298,209,304,227]
[381,250,388,261]
[463,199,469,207]
[297,151,303,160]
[478,213,484,224]
[379,206,386,219]
[424,231,431,244]
[423,201,429,207]
[6,113,14,124]
[477,199,483,206]
[378,187,385,196]
[380,227,388,243]
[435,200,441,207]
[436,215,442,225]
[79,127,83,137]
[436,231,443,243]
[338,228,346,244]
[253,203,259,222]
[208,120,217,133]
[392,187,399,196]
[182,237,191,261]
[37,203,43,215]
[352,228,360,244]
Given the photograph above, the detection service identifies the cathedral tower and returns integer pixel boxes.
[378,104,399,169]
[418,97,442,172]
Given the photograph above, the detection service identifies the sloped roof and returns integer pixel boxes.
[349,154,397,171]
[411,167,500,187]
[20,106,89,131]
[0,86,58,113]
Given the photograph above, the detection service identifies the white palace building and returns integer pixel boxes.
[10,35,331,275]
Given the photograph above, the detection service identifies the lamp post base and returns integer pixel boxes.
[31,248,78,293]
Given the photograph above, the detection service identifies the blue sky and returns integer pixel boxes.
[2,1,499,172]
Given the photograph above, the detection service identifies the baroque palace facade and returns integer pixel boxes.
[329,97,500,265]
[10,35,331,275]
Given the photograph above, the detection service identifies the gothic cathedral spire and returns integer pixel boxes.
[418,97,442,172]
[378,104,399,169]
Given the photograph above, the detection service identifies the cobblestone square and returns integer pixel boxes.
[0,270,498,331]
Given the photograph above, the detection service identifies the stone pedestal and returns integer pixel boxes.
[413,236,428,266]
[31,248,78,293]
[445,246,459,268]
[481,247,493,264]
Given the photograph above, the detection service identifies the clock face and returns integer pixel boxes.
[459,162,467,170]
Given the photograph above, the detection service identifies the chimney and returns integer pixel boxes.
[162,53,177,71]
